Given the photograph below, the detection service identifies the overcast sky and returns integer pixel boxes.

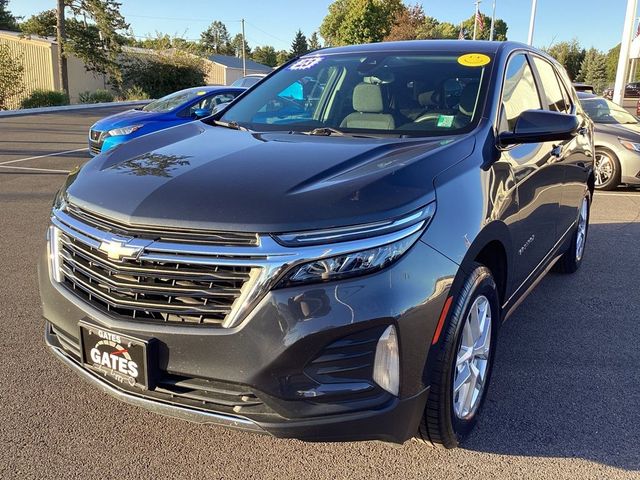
[11,0,640,52]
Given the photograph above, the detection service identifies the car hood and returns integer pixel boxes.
[92,109,161,131]
[595,122,640,139]
[65,122,475,233]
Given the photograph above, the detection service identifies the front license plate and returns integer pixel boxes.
[80,322,150,390]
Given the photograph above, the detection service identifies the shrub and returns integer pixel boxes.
[0,43,24,110]
[121,50,205,99]
[78,89,114,104]
[20,89,69,109]
[121,85,150,101]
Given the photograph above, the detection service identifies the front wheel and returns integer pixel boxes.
[418,263,499,448]
[594,149,620,190]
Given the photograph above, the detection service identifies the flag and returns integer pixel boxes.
[636,19,640,38]
[476,11,485,32]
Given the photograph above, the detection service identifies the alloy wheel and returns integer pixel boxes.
[453,295,492,420]
[594,153,614,187]
[576,197,588,262]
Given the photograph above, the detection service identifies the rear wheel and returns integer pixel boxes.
[418,264,499,448]
[555,193,590,274]
[594,149,620,190]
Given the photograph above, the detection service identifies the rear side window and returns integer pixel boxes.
[532,57,569,113]
[500,54,541,132]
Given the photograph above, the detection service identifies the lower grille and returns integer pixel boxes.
[48,324,276,418]
[89,143,102,155]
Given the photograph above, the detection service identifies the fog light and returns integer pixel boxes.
[373,325,399,396]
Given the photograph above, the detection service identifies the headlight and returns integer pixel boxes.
[275,204,435,287]
[107,124,143,136]
[619,138,640,152]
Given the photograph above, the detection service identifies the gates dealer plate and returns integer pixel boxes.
[79,322,155,391]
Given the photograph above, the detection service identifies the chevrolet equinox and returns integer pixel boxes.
[40,41,594,448]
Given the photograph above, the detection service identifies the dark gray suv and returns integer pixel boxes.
[39,40,594,448]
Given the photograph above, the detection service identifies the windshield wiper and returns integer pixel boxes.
[212,120,251,132]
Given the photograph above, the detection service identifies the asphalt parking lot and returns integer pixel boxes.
[1,106,639,479]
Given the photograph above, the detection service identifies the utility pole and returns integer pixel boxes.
[241,18,246,77]
[473,0,481,41]
[527,0,537,45]
[613,0,638,105]
[55,0,69,96]
[489,0,496,41]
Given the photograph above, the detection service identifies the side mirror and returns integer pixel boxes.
[499,110,580,145]
[193,108,212,119]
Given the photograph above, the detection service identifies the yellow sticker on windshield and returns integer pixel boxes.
[196,91,206,96]
[458,53,490,67]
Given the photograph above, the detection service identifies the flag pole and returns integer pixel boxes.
[527,0,537,45]
[489,0,496,41]
[473,0,481,40]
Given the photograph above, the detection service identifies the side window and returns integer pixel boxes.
[187,93,236,117]
[532,57,568,113]
[500,54,541,132]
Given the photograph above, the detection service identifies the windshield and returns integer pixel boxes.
[219,52,491,136]
[581,98,638,125]
[143,89,206,113]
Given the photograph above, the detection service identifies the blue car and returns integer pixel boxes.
[88,86,245,155]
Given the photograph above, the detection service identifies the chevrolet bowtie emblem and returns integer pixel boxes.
[98,239,145,261]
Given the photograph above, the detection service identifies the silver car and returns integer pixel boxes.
[579,92,640,190]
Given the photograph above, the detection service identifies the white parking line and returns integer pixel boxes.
[0,165,70,173]
[0,147,88,166]
[594,192,640,197]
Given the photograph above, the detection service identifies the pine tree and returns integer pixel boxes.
[200,21,232,55]
[289,29,309,59]
[0,0,19,31]
[309,32,322,51]
[579,48,608,94]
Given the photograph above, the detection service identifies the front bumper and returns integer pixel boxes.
[617,147,640,185]
[39,239,457,443]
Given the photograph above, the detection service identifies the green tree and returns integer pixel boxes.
[384,3,425,41]
[545,39,585,81]
[309,31,322,51]
[0,0,19,31]
[230,33,250,58]
[19,9,56,36]
[22,2,128,84]
[320,0,403,46]
[605,44,620,84]
[200,20,231,54]
[579,48,608,94]
[460,13,507,41]
[0,43,24,109]
[276,49,290,66]
[289,29,308,59]
[252,45,277,67]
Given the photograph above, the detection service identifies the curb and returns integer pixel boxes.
[0,100,151,118]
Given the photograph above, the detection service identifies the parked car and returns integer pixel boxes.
[578,91,640,189]
[88,86,245,155]
[602,82,640,101]
[230,74,267,88]
[41,41,594,448]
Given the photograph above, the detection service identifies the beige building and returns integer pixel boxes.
[0,30,109,108]
[204,54,272,86]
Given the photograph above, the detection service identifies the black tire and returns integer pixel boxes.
[594,148,620,191]
[555,191,591,274]
[417,263,499,448]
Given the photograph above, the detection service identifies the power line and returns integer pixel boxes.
[126,14,242,23]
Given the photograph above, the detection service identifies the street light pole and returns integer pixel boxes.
[527,0,537,45]
[489,0,496,41]
[241,18,246,77]
[613,0,638,105]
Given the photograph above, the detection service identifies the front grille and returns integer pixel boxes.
[89,143,101,155]
[58,231,253,325]
[52,207,261,327]
[66,204,259,246]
